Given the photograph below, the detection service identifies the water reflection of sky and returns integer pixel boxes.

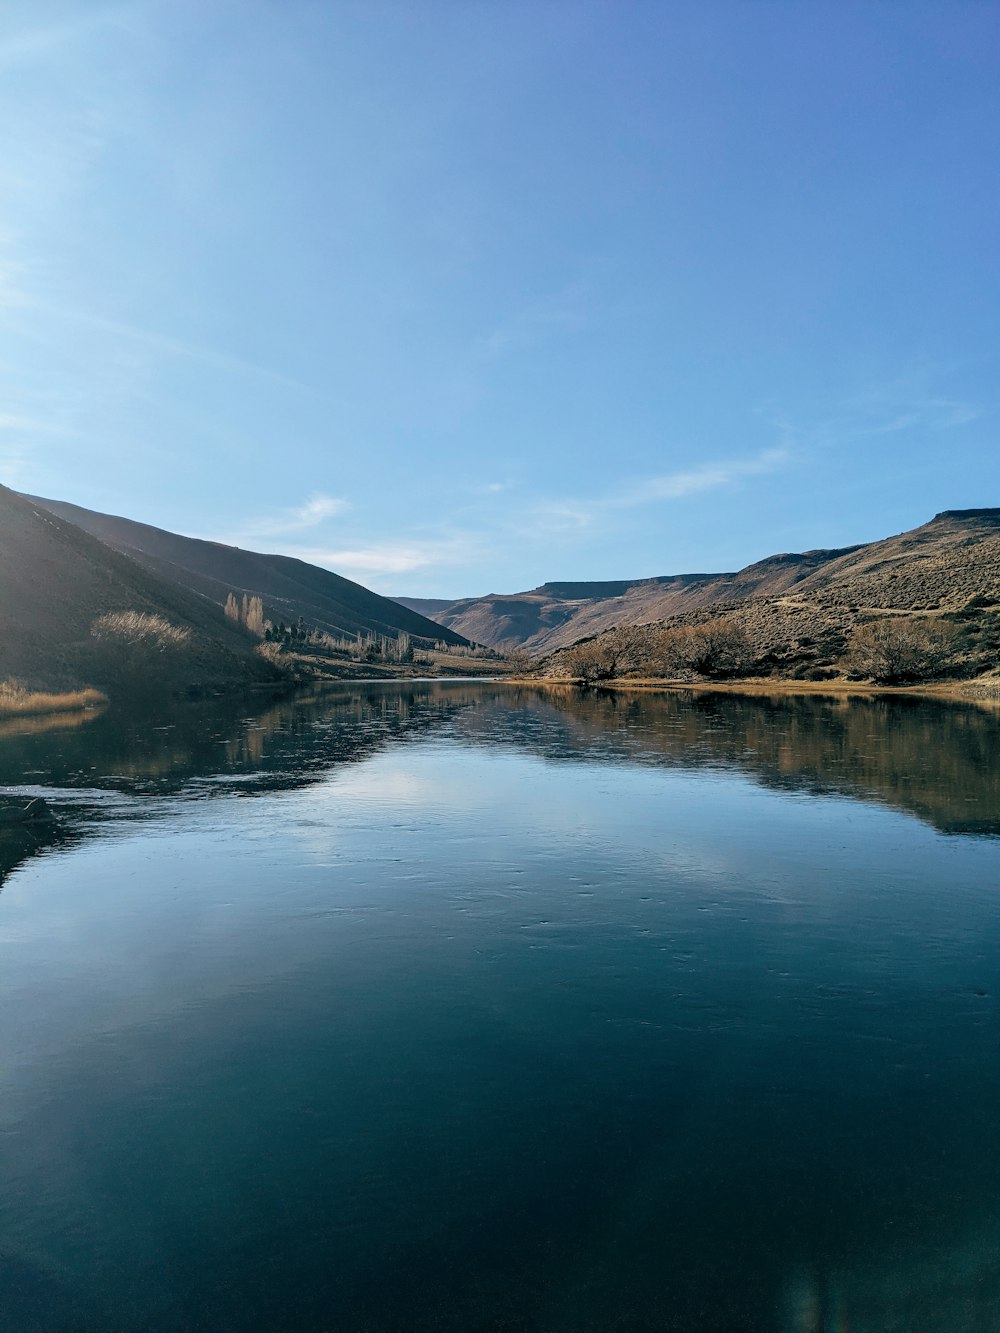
[1,687,999,1330]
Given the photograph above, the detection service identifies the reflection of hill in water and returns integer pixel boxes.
[459,686,1000,837]
[0,685,489,886]
[1,683,998,888]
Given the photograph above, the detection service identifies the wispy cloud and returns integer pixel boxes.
[229,492,350,541]
[529,447,789,531]
[30,304,307,390]
[0,442,31,485]
[616,449,788,505]
[283,535,484,586]
[765,384,982,454]
[857,397,980,434]
[291,494,348,526]
[0,410,73,484]
[478,283,591,358]
[0,8,126,73]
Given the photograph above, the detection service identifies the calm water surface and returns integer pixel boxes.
[1,683,999,1331]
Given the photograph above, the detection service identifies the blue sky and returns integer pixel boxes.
[1,1,998,596]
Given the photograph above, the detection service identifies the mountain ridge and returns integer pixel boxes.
[25,495,467,648]
[395,509,1000,654]
[0,485,279,693]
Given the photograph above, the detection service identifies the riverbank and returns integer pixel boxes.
[0,681,107,718]
[514,674,1000,704]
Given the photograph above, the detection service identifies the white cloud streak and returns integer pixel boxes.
[274,535,485,587]
[199,449,788,593]
[617,448,788,505]
[31,304,307,390]
[230,492,350,540]
[0,9,126,73]
[765,386,982,455]
[0,412,58,434]
[530,447,789,531]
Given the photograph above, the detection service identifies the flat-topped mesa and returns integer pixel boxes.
[930,508,1000,523]
[533,579,684,600]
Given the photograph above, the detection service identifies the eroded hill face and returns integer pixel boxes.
[397,550,860,652]
[396,511,1000,656]
[790,509,1000,612]
[534,510,1000,683]
[26,495,467,648]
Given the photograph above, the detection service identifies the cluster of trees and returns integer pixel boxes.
[350,631,415,663]
[433,641,496,658]
[563,619,752,684]
[264,617,313,647]
[223,591,423,664]
[224,593,265,637]
[560,612,961,686]
[847,617,956,683]
[225,593,316,648]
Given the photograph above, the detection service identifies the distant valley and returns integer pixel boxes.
[3,487,999,706]
[398,508,1000,686]
[397,509,1000,655]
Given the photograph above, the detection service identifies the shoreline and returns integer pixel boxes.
[0,686,107,719]
[504,675,1000,703]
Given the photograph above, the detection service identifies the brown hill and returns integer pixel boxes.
[400,510,1000,661]
[539,509,1000,683]
[782,508,1000,610]
[27,495,467,648]
[397,549,862,652]
[0,485,278,693]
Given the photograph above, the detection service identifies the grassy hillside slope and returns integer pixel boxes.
[399,548,862,652]
[29,495,468,648]
[402,510,1000,663]
[541,509,1000,684]
[0,486,278,693]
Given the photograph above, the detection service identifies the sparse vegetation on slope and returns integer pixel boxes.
[91,611,193,650]
[406,509,1000,660]
[545,602,994,689]
[29,494,467,649]
[0,484,283,698]
[490,510,1000,689]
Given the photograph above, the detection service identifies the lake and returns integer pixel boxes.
[1,682,999,1331]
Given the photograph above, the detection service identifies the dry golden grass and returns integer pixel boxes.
[0,679,106,717]
[91,611,192,649]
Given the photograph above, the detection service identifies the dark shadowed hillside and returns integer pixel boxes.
[28,495,467,648]
[0,485,278,693]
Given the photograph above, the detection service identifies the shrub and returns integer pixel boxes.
[500,647,536,674]
[91,611,191,650]
[255,641,295,676]
[563,639,619,683]
[648,618,753,678]
[563,627,645,683]
[847,618,956,683]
